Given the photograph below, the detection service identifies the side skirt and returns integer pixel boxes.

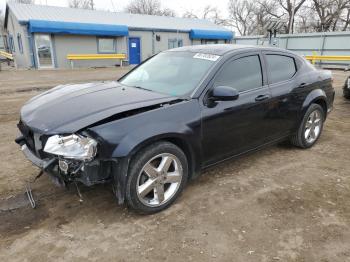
[201,134,292,171]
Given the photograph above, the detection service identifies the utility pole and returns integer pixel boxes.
[289,0,296,34]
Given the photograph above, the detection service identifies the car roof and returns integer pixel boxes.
[168,44,292,56]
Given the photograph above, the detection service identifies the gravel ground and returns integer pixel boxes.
[0,68,349,262]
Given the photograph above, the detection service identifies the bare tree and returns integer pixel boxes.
[69,0,94,10]
[273,0,307,33]
[183,5,227,25]
[228,0,258,35]
[255,0,284,34]
[294,3,316,32]
[340,7,350,30]
[125,0,175,16]
[311,0,350,31]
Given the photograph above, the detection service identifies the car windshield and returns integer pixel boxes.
[119,51,220,96]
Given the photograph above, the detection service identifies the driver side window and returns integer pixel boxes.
[214,55,263,92]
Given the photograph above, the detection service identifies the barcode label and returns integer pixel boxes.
[193,53,220,61]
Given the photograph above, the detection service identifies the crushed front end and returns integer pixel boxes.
[15,120,113,188]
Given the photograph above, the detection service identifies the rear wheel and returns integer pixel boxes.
[125,141,188,214]
[344,91,350,99]
[291,103,324,148]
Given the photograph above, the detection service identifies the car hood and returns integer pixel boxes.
[21,81,176,134]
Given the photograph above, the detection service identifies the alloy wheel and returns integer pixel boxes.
[136,153,183,207]
[304,110,322,144]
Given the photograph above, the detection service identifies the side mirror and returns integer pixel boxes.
[210,86,239,101]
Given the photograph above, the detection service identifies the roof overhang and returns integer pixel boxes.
[190,29,234,40]
[28,20,129,36]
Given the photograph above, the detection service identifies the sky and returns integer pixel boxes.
[0,0,230,17]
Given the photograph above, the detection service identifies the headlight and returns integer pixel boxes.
[44,134,97,161]
[347,77,350,88]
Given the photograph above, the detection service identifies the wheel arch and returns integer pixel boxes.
[301,89,328,119]
[124,135,200,180]
[312,98,327,117]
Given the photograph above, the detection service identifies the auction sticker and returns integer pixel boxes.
[193,53,220,61]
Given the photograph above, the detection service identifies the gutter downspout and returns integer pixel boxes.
[320,34,326,67]
[26,24,36,68]
[152,30,155,55]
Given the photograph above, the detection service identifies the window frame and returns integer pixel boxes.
[9,35,15,53]
[211,52,265,95]
[168,38,183,49]
[17,33,23,54]
[262,51,300,85]
[97,37,116,54]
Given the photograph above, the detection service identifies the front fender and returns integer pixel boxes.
[88,100,201,160]
[111,122,195,158]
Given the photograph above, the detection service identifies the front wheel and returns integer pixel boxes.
[291,103,325,148]
[125,141,188,214]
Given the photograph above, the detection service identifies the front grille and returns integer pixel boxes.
[17,121,50,158]
[18,121,36,153]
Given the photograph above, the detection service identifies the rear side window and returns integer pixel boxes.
[266,54,296,84]
[214,55,263,92]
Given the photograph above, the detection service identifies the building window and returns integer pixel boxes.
[97,38,115,53]
[9,35,15,53]
[17,33,23,54]
[202,39,218,44]
[168,39,183,49]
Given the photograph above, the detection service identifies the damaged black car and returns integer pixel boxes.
[16,45,335,213]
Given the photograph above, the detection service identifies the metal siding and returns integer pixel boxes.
[235,39,258,45]
[324,35,350,50]
[287,36,323,50]
[8,2,230,32]
[54,35,126,68]
[6,10,32,68]
[234,32,350,66]
[153,32,191,53]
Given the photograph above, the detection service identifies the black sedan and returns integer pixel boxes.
[16,45,335,213]
[343,75,350,99]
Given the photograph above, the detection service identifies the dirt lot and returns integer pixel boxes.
[0,68,349,262]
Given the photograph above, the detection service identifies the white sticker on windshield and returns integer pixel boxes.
[193,53,220,61]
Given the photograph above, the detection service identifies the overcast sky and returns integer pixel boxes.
[0,0,230,17]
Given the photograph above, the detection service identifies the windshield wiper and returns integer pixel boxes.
[131,85,152,92]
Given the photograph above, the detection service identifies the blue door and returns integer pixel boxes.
[129,37,141,64]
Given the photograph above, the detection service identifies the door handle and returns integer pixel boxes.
[298,82,308,88]
[255,94,270,102]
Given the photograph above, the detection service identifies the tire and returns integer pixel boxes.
[125,141,188,214]
[291,103,325,148]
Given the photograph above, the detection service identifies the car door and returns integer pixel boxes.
[263,52,305,138]
[201,52,273,166]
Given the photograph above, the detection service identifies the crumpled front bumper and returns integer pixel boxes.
[21,144,56,170]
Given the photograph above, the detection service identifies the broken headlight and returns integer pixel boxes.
[43,134,97,161]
